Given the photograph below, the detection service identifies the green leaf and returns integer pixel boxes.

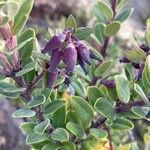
[15,62,35,76]
[75,27,93,40]
[42,143,59,150]
[55,76,65,87]
[111,117,134,131]
[44,100,66,115]
[51,128,69,142]
[26,133,48,145]
[124,48,146,63]
[87,86,102,106]
[12,108,36,118]
[94,22,106,44]
[145,18,150,47]
[94,1,113,20]
[142,68,150,89]
[134,83,149,105]
[66,122,86,139]
[71,96,94,128]
[90,47,103,61]
[65,14,77,31]
[117,0,129,10]
[52,105,67,128]
[12,0,34,34]
[61,142,76,150]
[95,59,113,77]
[27,95,46,108]
[104,21,121,37]
[89,128,108,139]
[32,51,50,61]
[145,55,150,83]
[71,79,86,97]
[132,106,150,120]
[115,75,130,103]
[94,97,116,120]
[34,119,50,135]
[20,122,36,134]
[115,8,134,23]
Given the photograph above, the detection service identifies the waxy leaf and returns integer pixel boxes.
[87,86,102,106]
[142,68,150,89]
[94,22,106,44]
[94,97,116,120]
[89,128,108,139]
[111,117,134,131]
[132,106,150,120]
[145,18,150,47]
[61,142,76,150]
[66,122,86,139]
[71,96,94,128]
[44,100,66,115]
[75,27,93,40]
[12,108,36,118]
[115,75,130,103]
[34,119,50,135]
[145,55,150,82]
[134,83,149,105]
[95,59,113,77]
[115,8,134,22]
[104,21,121,37]
[124,48,146,63]
[20,122,36,134]
[94,1,113,20]
[52,105,67,128]
[15,62,35,76]
[18,28,35,64]
[26,133,48,145]
[42,143,59,150]
[66,14,77,31]
[27,95,46,108]
[12,0,34,34]
[51,128,69,142]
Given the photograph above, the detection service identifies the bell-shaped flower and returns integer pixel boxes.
[77,57,88,74]
[76,41,91,65]
[42,32,66,53]
[48,69,58,88]
[100,79,115,89]
[49,48,62,71]
[63,42,77,75]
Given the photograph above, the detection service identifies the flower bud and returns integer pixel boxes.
[78,57,88,74]
[48,69,58,88]
[119,57,130,63]
[140,43,150,53]
[137,63,144,80]
[42,33,66,53]
[100,79,115,88]
[63,43,77,75]
[76,41,91,65]
[49,48,62,71]
[132,63,140,69]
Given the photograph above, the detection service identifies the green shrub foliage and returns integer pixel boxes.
[0,0,150,149]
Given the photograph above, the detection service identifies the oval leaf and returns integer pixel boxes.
[104,21,121,37]
[115,75,130,103]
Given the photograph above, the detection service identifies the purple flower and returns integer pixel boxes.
[49,48,62,71]
[48,69,58,88]
[119,57,130,63]
[76,41,91,65]
[101,79,115,88]
[63,43,77,75]
[77,57,88,75]
[42,33,66,53]
[140,43,150,53]
[137,63,144,80]
[132,63,140,69]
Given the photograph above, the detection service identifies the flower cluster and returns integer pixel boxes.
[0,16,20,76]
[42,28,100,88]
